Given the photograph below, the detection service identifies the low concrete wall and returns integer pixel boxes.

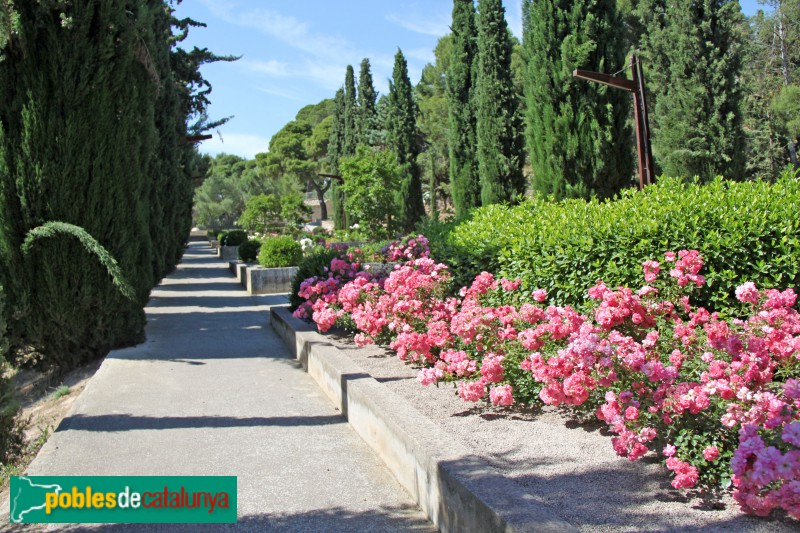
[270,307,577,533]
[219,245,239,261]
[237,263,249,285]
[362,262,397,276]
[247,266,299,295]
[228,260,243,276]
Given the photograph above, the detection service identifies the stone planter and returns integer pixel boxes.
[209,239,218,249]
[362,262,397,276]
[246,266,299,295]
[219,245,239,261]
[228,260,243,275]
[237,263,250,286]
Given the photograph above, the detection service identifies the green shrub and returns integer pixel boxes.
[258,236,303,268]
[435,173,800,316]
[238,239,261,262]
[0,363,24,470]
[216,230,229,246]
[206,229,219,240]
[220,229,247,247]
[289,247,341,311]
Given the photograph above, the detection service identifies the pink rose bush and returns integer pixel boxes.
[293,241,800,518]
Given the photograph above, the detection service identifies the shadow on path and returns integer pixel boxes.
[58,413,345,432]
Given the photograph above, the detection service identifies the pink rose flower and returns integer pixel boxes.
[703,446,720,461]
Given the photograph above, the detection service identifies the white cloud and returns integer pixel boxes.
[386,12,449,37]
[239,58,290,77]
[198,132,270,159]
[200,0,356,61]
[256,85,305,102]
[404,47,435,65]
[201,0,377,94]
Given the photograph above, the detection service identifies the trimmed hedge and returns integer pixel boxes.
[258,236,302,268]
[220,229,247,247]
[430,173,800,316]
[238,239,261,263]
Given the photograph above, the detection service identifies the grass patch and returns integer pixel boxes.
[49,385,69,401]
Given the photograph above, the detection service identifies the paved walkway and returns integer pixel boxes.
[19,236,434,531]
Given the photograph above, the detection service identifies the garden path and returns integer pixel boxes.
[20,234,434,532]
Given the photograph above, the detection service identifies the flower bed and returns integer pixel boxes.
[293,236,800,520]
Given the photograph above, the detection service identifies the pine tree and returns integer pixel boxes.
[343,65,358,157]
[524,0,632,199]
[387,49,425,231]
[327,87,347,229]
[475,0,525,205]
[638,0,746,179]
[448,0,481,217]
[356,58,378,147]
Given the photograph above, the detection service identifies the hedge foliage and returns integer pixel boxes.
[238,239,261,263]
[429,173,800,316]
[258,236,302,268]
[220,230,248,247]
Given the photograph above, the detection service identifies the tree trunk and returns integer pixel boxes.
[307,177,330,221]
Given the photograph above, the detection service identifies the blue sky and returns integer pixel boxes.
[176,0,766,160]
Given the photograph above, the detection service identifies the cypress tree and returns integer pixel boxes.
[0,1,220,369]
[356,58,378,147]
[475,0,525,205]
[638,0,745,179]
[447,0,481,218]
[524,0,632,199]
[387,49,425,231]
[327,87,347,229]
[0,0,154,366]
[343,65,358,157]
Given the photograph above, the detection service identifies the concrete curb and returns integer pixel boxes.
[270,306,578,533]
[247,266,298,295]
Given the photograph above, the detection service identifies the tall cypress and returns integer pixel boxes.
[524,0,632,199]
[0,0,154,366]
[638,0,745,179]
[448,0,481,218]
[0,1,219,369]
[387,49,425,231]
[356,58,378,147]
[327,87,347,229]
[343,65,358,157]
[475,0,525,205]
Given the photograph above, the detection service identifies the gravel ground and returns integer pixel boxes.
[321,328,798,533]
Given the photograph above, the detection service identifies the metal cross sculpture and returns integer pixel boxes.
[573,54,655,190]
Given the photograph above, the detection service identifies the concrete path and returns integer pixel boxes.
[18,236,435,532]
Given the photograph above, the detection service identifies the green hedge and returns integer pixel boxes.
[220,230,248,247]
[258,236,302,268]
[238,239,261,262]
[431,173,800,316]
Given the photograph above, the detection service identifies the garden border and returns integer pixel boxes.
[270,305,578,533]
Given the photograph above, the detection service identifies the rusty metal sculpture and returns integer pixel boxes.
[574,54,655,190]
